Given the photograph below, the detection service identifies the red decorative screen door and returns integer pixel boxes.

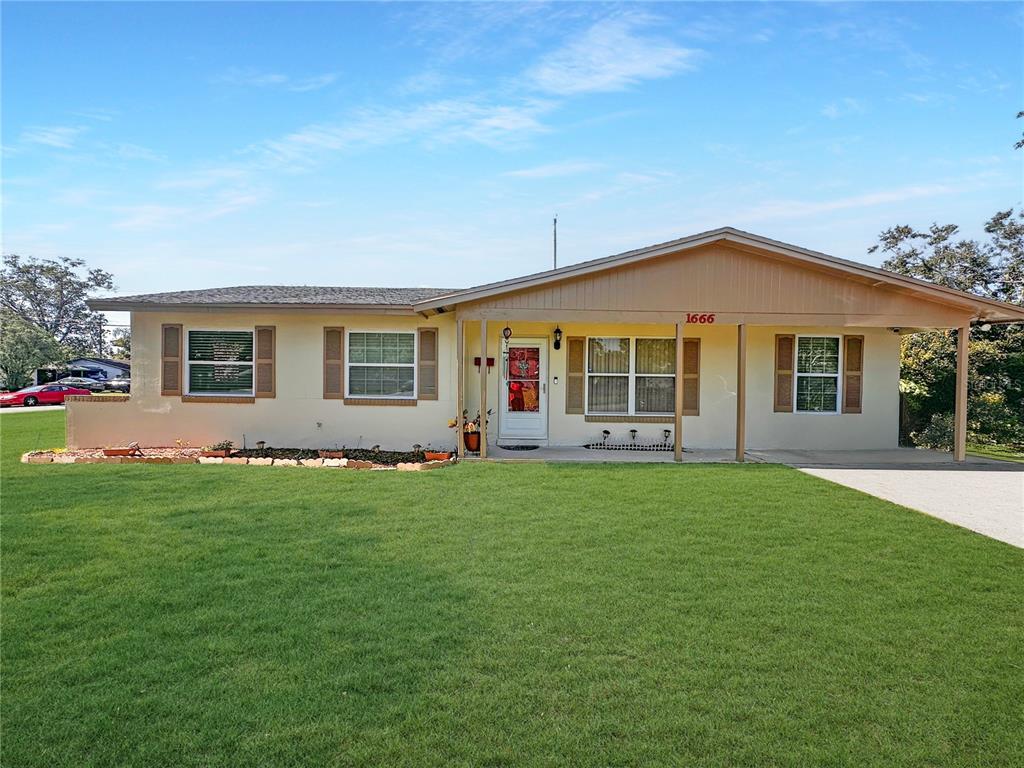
[499,339,547,440]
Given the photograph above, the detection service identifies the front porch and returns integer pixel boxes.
[470,445,1004,467]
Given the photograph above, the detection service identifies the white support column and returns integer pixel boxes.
[674,320,684,462]
[479,319,488,459]
[736,323,747,463]
[954,323,969,462]
[456,318,465,459]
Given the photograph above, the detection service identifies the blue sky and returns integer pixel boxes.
[3,1,1022,311]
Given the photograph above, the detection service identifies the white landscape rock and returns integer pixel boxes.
[247,457,273,466]
[198,456,224,464]
[300,458,324,468]
[321,458,346,467]
[272,458,298,467]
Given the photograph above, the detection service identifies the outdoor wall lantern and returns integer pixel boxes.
[502,325,513,341]
[553,326,563,350]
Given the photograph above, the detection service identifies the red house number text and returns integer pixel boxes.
[685,313,716,324]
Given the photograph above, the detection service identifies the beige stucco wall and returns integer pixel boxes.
[68,310,459,451]
[68,311,900,452]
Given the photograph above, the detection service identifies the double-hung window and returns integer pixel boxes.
[187,330,254,396]
[795,336,841,413]
[347,331,416,398]
[587,337,676,415]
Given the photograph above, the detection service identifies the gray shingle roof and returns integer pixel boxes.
[89,285,459,309]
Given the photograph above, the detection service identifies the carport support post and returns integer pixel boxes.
[736,323,746,462]
[479,319,488,459]
[954,323,969,462]
[674,320,684,462]
[456,318,465,459]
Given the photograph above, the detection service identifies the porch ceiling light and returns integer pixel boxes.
[553,326,563,350]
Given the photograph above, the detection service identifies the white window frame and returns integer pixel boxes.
[345,329,418,400]
[584,335,676,417]
[794,334,842,415]
[185,328,256,397]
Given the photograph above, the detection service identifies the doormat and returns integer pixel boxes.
[584,442,673,451]
[497,444,540,451]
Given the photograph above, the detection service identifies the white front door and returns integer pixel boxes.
[499,339,547,441]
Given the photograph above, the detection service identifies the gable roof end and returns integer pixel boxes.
[413,226,1024,323]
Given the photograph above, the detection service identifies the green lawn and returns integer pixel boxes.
[968,443,1024,464]
[3,411,1022,767]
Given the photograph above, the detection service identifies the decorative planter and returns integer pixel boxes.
[200,449,231,458]
[102,448,135,457]
[318,450,346,459]
[463,432,481,452]
[424,451,452,462]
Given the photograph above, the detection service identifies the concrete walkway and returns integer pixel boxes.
[0,404,66,414]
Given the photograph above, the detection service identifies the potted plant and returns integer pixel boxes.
[318,445,346,459]
[423,445,452,461]
[200,440,233,458]
[448,409,491,453]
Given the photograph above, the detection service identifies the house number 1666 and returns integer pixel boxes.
[685,313,716,324]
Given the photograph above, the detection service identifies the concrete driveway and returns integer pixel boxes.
[754,450,1024,548]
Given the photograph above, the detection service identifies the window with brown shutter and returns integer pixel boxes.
[255,326,275,398]
[843,335,864,414]
[323,327,344,399]
[418,328,438,400]
[682,338,700,416]
[774,334,795,412]
[565,336,585,414]
[161,323,183,396]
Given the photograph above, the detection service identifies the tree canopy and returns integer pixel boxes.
[0,254,113,357]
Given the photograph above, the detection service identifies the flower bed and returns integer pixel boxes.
[20,447,454,471]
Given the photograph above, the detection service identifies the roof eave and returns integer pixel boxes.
[87,300,422,314]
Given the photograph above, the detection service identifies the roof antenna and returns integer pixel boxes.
[553,214,558,270]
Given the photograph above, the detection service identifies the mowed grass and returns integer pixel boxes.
[2,412,1022,767]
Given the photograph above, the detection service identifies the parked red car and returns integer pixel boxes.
[0,384,92,407]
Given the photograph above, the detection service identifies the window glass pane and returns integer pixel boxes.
[588,376,628,413]
[349,332,414,365]
[796,376,838,412]
[636,376,675,413]
[189,364,253,394]
[588,338,629,374]
[636,338,675,374]
[188,331,253,362]
[348,365,415,397]
[797,337,839,374]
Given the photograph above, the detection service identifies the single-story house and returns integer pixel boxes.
[78,227,1024,461]
[35,357,130,384]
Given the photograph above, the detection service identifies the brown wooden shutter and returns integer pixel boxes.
[843,335,864,414]
[682,338,700,415]
[565,336,585,414]
[161,323,183,396]
[418,328,438,400]
[324,327,344,399]
[774,334,795,412]
[255,326,275,398]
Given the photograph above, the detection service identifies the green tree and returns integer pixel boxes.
[0,310,65,390]
[0,254,113,356]
[871,210,1024,450]
[110,327,131,360]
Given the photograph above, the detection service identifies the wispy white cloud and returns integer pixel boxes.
[504,160,602,179]
[156,167,249,190]
[741,183,953,221]
[72,107,118,122]
[821,97,865,120]
[251,98,553,167]
[213,67,339,92]
[20,125,86,149]
[525,13,700,95]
